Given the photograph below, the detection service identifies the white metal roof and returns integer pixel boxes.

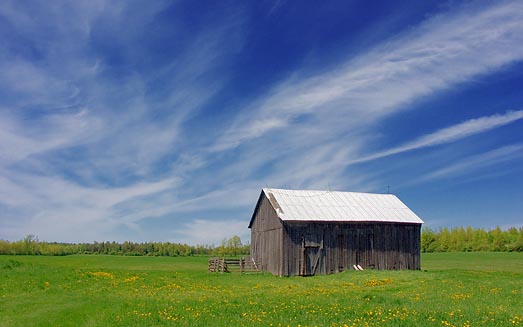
[262,188,423,224]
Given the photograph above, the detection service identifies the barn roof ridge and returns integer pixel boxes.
[262,187,396,198]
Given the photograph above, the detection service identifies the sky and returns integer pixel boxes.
[0,0,522,245]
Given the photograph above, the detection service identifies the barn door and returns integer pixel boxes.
[300,235,324,276]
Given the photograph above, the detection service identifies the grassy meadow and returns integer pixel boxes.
[1,253,522,327]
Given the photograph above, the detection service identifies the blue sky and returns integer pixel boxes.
[0,0,522,245]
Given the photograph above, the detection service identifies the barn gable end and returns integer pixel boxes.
[249,192,285,276]
[249,188,423,276]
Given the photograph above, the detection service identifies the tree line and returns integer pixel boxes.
[421,226,523,252]
[2,226,522,256]
[0,235,250,257]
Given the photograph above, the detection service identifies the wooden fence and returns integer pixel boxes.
[208,257,260,273]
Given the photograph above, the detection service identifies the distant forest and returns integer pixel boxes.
[421,226,523,252]
[1,226,522,256]
[0,235,249,257]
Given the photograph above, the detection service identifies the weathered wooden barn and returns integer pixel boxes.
[249,188,424,276]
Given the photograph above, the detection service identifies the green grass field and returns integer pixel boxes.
[1,253,522,327]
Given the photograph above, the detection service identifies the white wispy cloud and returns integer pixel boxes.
[413,144,523,183]
[349,110,523,164]
[0,168,180,241]
[0,109,102,167]
[213,1,523,151]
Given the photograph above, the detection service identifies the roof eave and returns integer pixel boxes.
[281,219,424,225]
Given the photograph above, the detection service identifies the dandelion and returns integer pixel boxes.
[364,278,393,287]
[510,316,522,325]
[124,276,139,282]
[88,271,114,278]
[451,293,471,300]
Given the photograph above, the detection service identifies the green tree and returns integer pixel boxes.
[226,235,242,256]
[421,227,436,252]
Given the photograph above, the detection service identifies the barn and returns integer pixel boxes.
[248,188,424,276]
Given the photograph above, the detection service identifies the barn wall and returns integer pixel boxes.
[282,222,421,276]
[250,195,283,276]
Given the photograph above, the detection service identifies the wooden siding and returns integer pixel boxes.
[281,222,421,276]
[250,195,284,276]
